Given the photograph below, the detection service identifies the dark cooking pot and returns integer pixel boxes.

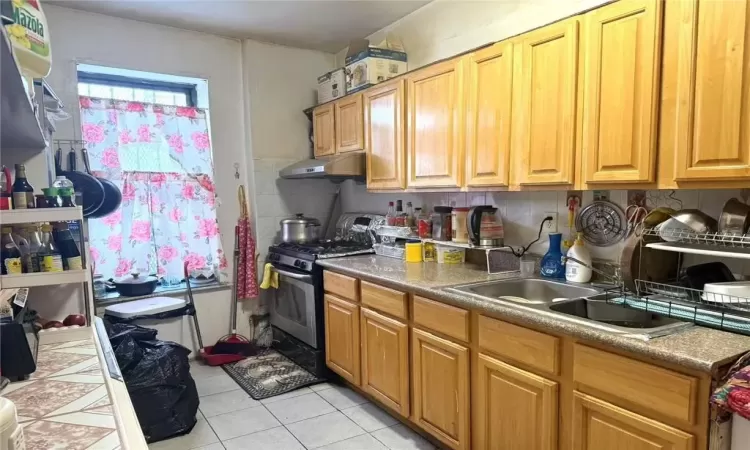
[111,272,158,297]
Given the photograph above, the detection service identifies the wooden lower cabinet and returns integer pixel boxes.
[360,308,410,417]
[323,294,360,385]
[572,391,695,450]
[474,353,558,450]
[411,328,470,450]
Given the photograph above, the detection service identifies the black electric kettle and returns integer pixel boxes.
[467,205,502,246]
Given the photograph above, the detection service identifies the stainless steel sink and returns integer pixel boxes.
[548,299,687,331]
[444,278,692,339]
[446,278,601,304]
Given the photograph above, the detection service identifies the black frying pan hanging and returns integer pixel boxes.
[56,146,105,217]
[82,148,122,218]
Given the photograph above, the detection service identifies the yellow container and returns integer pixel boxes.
[422,242,436,262]
[405,242,423,263]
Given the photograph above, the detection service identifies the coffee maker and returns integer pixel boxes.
[467,206,504,246]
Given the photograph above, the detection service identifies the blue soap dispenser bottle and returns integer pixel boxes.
[540,232,565,279]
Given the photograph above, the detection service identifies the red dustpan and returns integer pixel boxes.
[185,261,251,366]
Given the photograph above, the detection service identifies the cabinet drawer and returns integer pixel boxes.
[413,296,469,342]
[573,344,698,424]
[478,315,560,375]
[324,271,359,301]
[361,281,408,319]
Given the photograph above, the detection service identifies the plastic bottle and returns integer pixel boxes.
[565,232,593,283]
[405,202,415,228]
[395,200,405,227]
[1,227,22,274]
[386,202,396,226]
[540,232,565,279]
[53,222,82,270]
[5,0,52,99]
[39,223,63,272]
[52,176,74,191]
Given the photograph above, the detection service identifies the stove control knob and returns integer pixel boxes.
[299,261,308,269]
[294,260,301,268]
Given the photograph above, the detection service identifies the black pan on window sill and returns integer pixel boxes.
[109,273,159,297]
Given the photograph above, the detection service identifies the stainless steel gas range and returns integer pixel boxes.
[266,240,374,377]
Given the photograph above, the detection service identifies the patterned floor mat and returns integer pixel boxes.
[222,349,325,400]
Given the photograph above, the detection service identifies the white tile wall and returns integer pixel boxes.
[339,181,750,276]
[253,158,339,265]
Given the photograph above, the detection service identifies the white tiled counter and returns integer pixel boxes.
[1,320,147,450]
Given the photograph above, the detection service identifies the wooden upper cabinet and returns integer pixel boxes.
[364,80,407,190]
[465,41,514,187]
[572,392,695,450]
[581,0,663,184]
[407,58,465,188]
[411,328,470,450]
[323,294,360,385]
[313,103,335,158]
[512,18,579,186]
[335,94,364,153]
[360,308,410,417]
[474,353,558,450]
[667,0,750,181]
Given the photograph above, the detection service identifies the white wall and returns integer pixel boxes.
[335,0,611,69]
[14,5,336,338]
[242,40,336,267]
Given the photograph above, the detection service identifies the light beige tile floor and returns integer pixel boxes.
[147,360,437,450]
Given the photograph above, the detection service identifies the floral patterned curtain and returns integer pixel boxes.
[79,97,226,280]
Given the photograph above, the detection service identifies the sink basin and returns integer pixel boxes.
[548,299,679,329]
[447,278,601,304]
[445,278,692,339]
[548,298,691,336]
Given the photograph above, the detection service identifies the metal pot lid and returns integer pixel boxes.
[280,213,320,226]
[116,272,158,284]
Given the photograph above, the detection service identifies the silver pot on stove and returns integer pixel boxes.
[280,214,321,243]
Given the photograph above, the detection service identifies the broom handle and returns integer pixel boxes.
[185,261,205,349]
[231,225,240,334]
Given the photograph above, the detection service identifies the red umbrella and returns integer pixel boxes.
[237,185,258,299]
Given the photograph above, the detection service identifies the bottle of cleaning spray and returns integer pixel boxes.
[540,232,565,279]
[565,232,592,283]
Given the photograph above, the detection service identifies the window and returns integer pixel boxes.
[77,72,196,107]
[78,69,225,283]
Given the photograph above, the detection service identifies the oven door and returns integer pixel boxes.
[269,265,318,348]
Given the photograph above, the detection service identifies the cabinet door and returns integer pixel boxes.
[512,18,579,185]
[412,328,469,450]
[335,94,364,153]
[324,294,360,385]
[313,104,336,158]
[582,0,663,184]
[364,80,407,190]
[474,353,558,450]
[670,0,750,181]
[360,308,409,417]
[407,58,465,188]
[573,392,695,450]
[465,41,514,187]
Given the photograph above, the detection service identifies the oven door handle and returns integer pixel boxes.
[272,266,313,283]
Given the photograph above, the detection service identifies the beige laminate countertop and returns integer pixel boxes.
[1,323,147,449]
[317,255,750,374]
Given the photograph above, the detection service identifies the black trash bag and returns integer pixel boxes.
[104,320,199,443]
[105,322,157,373]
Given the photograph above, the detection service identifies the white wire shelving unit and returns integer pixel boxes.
[0,206,94,325]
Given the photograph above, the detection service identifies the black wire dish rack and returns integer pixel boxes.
[597,226,750,336]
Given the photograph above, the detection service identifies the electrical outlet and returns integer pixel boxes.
[544,212,558,233]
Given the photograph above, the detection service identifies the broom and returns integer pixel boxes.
[209,223,256,356]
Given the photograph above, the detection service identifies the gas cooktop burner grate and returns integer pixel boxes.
[275,240,373,256]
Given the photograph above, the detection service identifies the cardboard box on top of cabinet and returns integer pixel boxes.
[317,68,346,104]
[344,37,407,94]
